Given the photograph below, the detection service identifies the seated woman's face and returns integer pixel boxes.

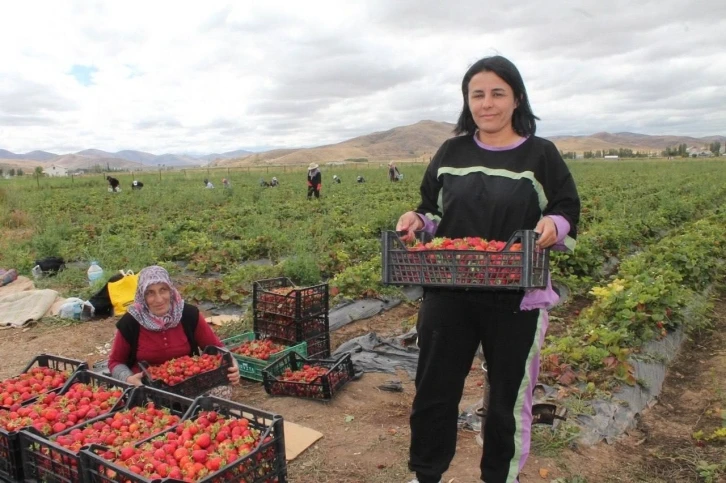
[144,283,171,316]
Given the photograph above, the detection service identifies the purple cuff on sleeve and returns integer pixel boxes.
[546,215,570,252]
[416,213,438,235]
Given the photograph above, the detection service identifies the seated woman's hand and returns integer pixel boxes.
[126,372,144,387]
[227,359,240,385]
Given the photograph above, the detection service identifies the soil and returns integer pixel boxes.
[1,298,725,483]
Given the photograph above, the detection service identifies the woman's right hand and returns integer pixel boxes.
[126,372,144,387]
[396,211,424,242]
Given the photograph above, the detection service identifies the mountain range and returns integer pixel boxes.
[1,121,724,171]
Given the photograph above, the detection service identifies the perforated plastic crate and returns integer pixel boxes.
[139,346,234,398]
[253,277,328,320]
[381,230,549,289]
[223,332,307,382]
[0,370,130,483]
[80,396,287,483]
[262,352,354,401]
[20,386,192,483]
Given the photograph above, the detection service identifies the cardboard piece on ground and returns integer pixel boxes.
[284,421,323,461]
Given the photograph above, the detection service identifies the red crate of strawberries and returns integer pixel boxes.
[253,277,328,320]
[19,386,193,483]
[262,352,355,401]
[0,370,130,482]
[139,346,234,398]
[381,229,549,290]
[79,395,287,483]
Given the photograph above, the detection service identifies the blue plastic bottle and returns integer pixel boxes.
[87,261,104,286]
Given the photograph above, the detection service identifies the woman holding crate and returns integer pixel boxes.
[396,56,580,483]
[107,266,239,390]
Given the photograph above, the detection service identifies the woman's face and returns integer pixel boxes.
[467,71,518,137]
[144,282,172,316]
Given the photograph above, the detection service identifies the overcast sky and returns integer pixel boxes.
[1,0,724,154]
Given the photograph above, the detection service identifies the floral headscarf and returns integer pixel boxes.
[127,266,185,331]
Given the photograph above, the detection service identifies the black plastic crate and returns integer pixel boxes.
[254,312,329,345]
[0,370,130,483]
[253,277,328,320]
[262,352,354,401]
[20,386,193,483]
[139,345,234,398]
[0,354,87,411]
[80,396,287,483]
[381,230,549,290]
[303,332,331,359]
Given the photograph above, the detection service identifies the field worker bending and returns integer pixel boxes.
[388,161,401,182]
[307,163,322,199]
[396,55,580,483]
[204,178,214,189]
[222,178,231,189]
[332,175,341,184]
[107,176,121,192]
[270,177,279,187]
[357,176,365,183]
[131,180,144,190]
[107,266,239,397]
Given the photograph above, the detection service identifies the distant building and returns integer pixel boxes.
[44,166,68,177]
[604,155,619,159]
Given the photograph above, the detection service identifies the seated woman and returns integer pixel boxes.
[108,266,239,393]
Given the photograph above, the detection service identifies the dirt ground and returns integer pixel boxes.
[1,298,725,483]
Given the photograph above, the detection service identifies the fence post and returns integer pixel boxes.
[159,169,161,182]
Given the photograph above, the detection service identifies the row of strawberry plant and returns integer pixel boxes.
[542,209,726,387]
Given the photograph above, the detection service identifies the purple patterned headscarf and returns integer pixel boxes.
[127,266,185,331]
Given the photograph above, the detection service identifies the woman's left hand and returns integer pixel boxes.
[534,217,557,249]
[227,359,240,385]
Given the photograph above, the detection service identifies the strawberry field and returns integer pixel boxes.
[2,159,726,480]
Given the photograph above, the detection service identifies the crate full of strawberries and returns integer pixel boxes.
[19,386,193,483]
[381,229,549,290]
[253,277,328,320]
[0,370,130,482]
[262,352,355,401]
[223,332,308,382]
[139,346,234,398]
[80,396,287,483]
[0,354,87,411]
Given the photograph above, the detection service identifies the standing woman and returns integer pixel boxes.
[307,163,322,199]
[397,56,580,483]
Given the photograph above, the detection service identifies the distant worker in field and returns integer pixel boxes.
[332,175,341,184]
[270,177,279,187]
[259,178,270,187]
[357,176,365,183]
[203,178,214,189]
[107,176,121,192]
[388,161,401,182]
[307,163,322,199]
[222,178,231,189]
[131,180,144,190]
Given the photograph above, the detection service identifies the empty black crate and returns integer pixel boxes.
[263,352,354,401]
[381,229,549,290]
[303,332,331,359]
[0,370,130,483]
[139,345,234,398]
[253,277,328,320]
[80,396,287,483]
[20,386,193,483]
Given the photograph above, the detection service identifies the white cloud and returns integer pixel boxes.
[0,0,724,154]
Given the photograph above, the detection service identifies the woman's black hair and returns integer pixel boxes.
[454,56,539,137]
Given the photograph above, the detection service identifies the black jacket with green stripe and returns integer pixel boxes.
[416,135,580,246]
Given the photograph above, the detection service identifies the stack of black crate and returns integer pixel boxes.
[253,277,331,359]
